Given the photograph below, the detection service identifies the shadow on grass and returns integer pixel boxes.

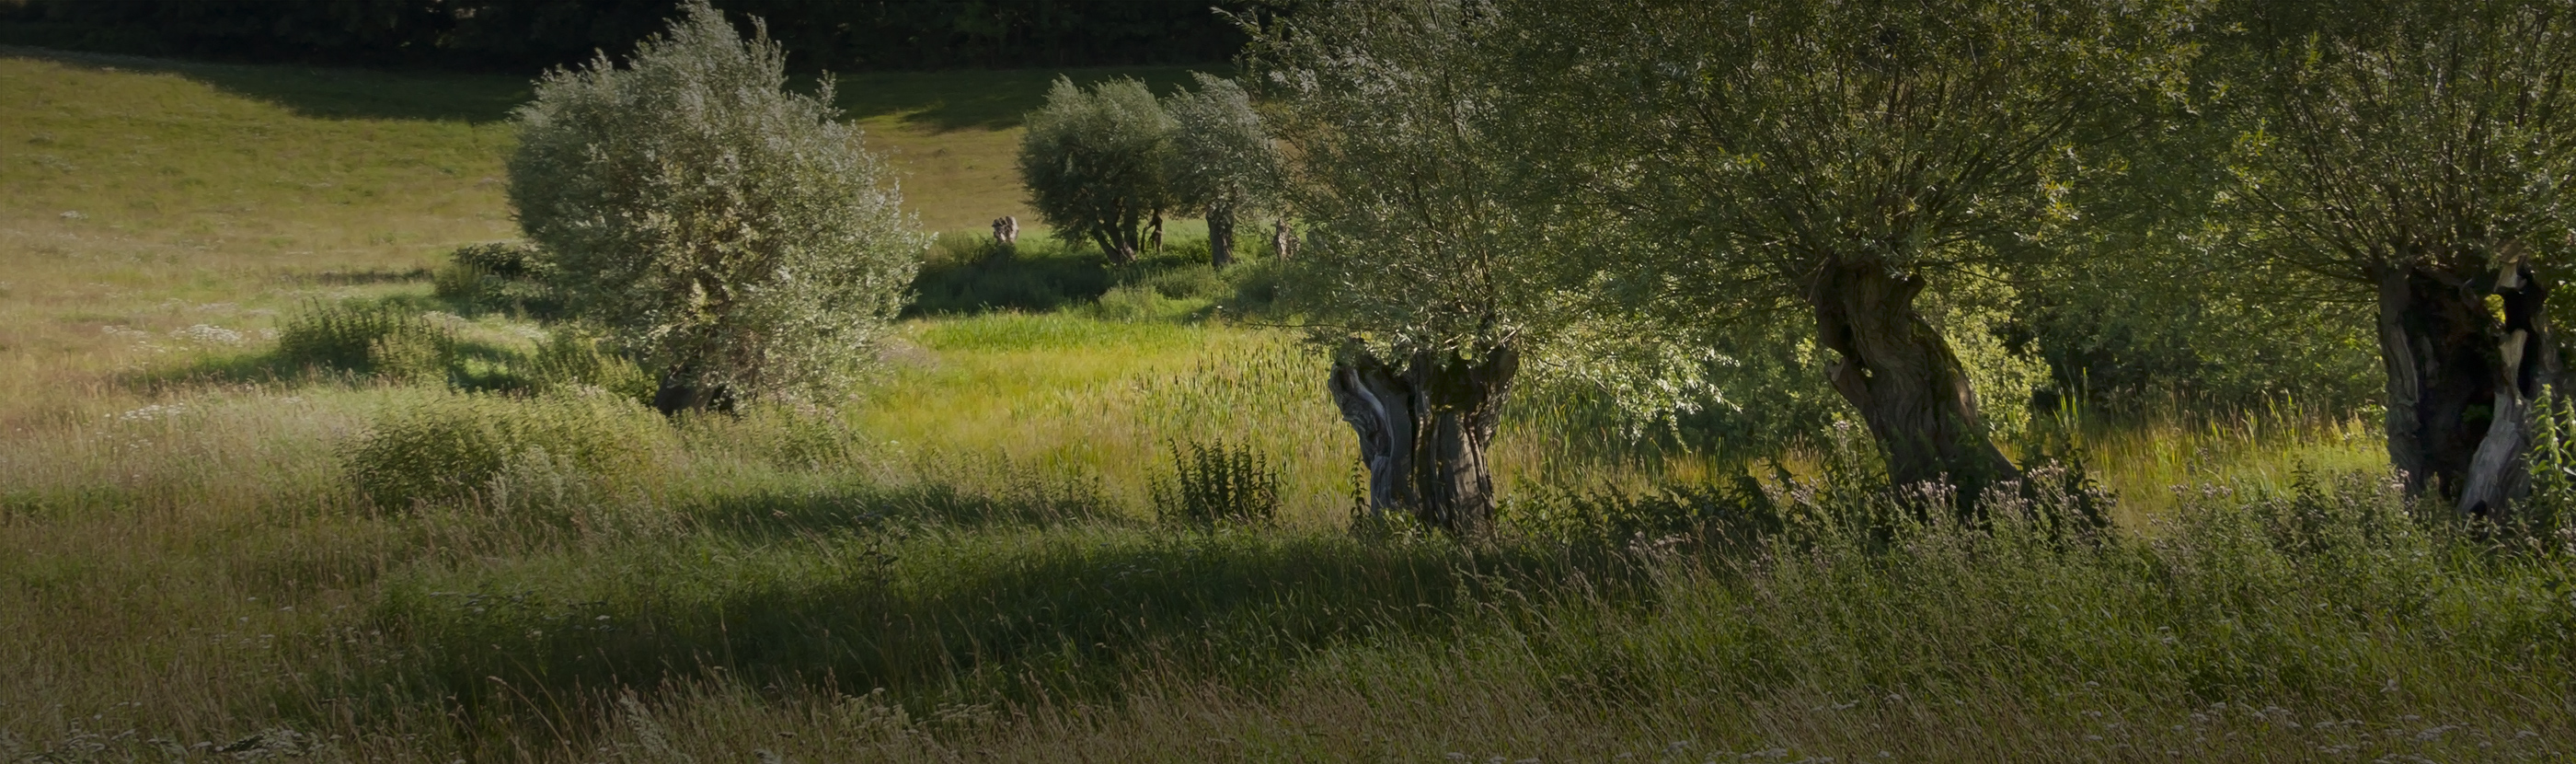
[908,236,1237,318]
[1,44,532,123]
[908,239,1116,316]
[353,525,1638,738]
[292,267,436,286]
[691,479,1123,539]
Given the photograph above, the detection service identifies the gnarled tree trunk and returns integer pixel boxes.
[1093,203,1141,265]
[1207,203,1236,269]
[2376,260,2559,519]
[1807,260,2018,504]
[1328,342,1519,535]
[652,365,734,416]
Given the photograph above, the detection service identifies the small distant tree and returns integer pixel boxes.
[1164,73,1281,268]
[508,1,928,414]
[1018,76,1174,265]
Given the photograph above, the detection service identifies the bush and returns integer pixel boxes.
[529,328,656,404]
[345,392,669,512]
[449,240,541,279]
[275,300,455,380]
[1017,75,1173,264]
[432,241,559,316]
[509,0,927,411]
[1150,439,1282,528]
[1135,263,1226,301]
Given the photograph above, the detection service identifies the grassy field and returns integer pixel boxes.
[2,50,2569,762]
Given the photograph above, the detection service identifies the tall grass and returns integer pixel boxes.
[3,49,2566,763]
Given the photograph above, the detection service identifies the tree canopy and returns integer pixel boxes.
[509,0,926,413]
[1017,75,1175,265]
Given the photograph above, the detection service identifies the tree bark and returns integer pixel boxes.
[1327,342,1519,535]
[1097,204,1139,265]
[1207,203,1236,269]
[2376,260,2559,519]
[1806,260,2018,503]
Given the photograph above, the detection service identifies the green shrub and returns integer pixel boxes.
[1017,75,1174,264]
[433,241,560,316]
[530,328,656,404]
[509,1,926,411]
[345,392,669,511]
[1087,284,1192,321]
[2515,387,2576,543]
[450,240,541,279]
[1217,256,1292,318]
[1150,439,1281,528]
[275,300,455,379]
[1136,263,1225,301]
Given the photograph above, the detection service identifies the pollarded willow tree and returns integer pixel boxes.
[1017,76,1174,265]
[2224,0,2576,519]
[1512,0,2202,502]
[1254,0,1594,535]
[509,1,926,414]
[1164,73,1282,269]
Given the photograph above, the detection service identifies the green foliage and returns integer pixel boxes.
[1919,272,2053,442]
[448,240,540,279]
[1150,439,1282,528]
[1162,75,1276,212]
[1163,73,1280,265]
[1017,75,1175,262]
[1259,0,1582,358]
[529,327,657,404]
[344,391,669,511]
[508,0,928,405]
[2221,0,2576,284]
[275,299,456,380]
[2018,269,2383,414]
[432,240,562,317]
[2516,388,2576,541]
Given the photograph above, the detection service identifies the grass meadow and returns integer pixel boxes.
[1,49,2570,762]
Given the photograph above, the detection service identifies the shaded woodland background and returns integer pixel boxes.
[0,0,1266,72]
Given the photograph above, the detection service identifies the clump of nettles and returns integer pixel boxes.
[1151,438,1282,529]
[507,0,927,413]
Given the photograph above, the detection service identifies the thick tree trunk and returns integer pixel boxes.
[2376,260,2558,519]
[1273,218,1296,260]
[1089,229,1129,266]
[651,366,734,416]
[1098,205,1139,265]
[1327,342,1519,535]
[1806,260,2018,503]
[1207,203,1236,269]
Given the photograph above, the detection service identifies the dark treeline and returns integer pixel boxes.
[0,0,1268,72]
